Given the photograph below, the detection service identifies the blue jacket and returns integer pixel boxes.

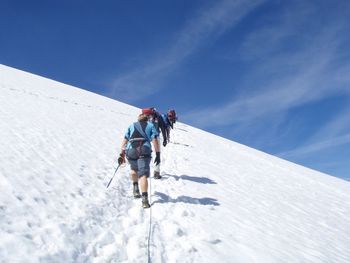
[149,112,171,143]
[161,114,171,128]
[124,121,158,151]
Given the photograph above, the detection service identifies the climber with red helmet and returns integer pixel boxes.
[118,113,160,208]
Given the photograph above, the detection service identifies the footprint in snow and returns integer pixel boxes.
[163,221,187,238]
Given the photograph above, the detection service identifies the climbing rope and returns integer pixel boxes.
[147,175,153,263]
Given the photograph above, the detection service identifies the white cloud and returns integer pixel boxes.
[108,0,266,101]
[180,2,350,166]
[278,133,350,158]
[307,104,350,142]
[278,104,350,158]
[182,3,350,129]
[183,49,349,128]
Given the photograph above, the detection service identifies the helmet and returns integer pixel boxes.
[142,107,155,116]
[167,109,177,122]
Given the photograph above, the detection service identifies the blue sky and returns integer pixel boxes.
[1,0,350,180]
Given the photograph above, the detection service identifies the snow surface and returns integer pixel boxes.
[1,64,350,263]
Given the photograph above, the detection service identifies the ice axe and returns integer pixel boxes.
[106,163,121,188]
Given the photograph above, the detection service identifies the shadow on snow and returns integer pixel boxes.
[163,174,217,185]
[152,191,220,206]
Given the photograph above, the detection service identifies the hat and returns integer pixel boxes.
[142,108,155,115]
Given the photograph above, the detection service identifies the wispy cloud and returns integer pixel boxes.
[306,104,350,143]
[183,2,350,130]
[108,0,266,101]
[183,47,350,128]
[278,104,350,158]
[279,133,350,158]
[180,1,350,169]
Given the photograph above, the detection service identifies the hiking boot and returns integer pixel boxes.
[142,196,150,208]
[133,184,141,198]
[154,171,162,179]
[133,189,141,198]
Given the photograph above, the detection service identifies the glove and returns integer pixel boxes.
[154,152,161,165]
[118,152,126,165]
[163,140,167,147]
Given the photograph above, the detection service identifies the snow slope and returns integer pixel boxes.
[1,64,350,263]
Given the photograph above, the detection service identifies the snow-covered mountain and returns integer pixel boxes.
[1,64,349,263]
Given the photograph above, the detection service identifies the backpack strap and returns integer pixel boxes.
[133,122,150,142]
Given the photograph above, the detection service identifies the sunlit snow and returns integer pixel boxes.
[1,64,349,263]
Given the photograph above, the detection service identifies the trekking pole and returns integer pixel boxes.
[106,163,121,188]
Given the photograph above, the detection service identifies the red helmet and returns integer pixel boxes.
[142,107,155,116]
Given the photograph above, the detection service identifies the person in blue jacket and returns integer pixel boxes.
[118,113,160,208]
[142,108,177,179]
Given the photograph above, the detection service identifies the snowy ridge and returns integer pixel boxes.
[1,64,350,263]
